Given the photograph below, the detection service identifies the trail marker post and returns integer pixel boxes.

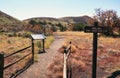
[84,22,108,78]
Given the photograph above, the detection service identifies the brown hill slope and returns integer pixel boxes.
[60,15,93,24]
[24,16,93,25]
[0,11,25,32]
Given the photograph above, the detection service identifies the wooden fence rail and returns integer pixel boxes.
[4,52,31,69]
[0,42,34,78]
[4,46,31,58]
[63,42,72,78]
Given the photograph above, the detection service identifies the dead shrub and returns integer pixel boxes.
[54,71,63,78]
[71,45,77,53]
[47,55,63,78]
[58,46,66,53]
[71,58,86,71]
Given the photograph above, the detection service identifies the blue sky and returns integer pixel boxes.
[0,0,120,20]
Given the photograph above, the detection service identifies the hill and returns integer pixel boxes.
[24,16,93,25]
[0,11,25,32]
[24,17,67,25]
[60,16,93,24]
[0,10,93,32]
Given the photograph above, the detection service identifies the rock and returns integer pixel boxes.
[98,44,104,49]
[107,49,120,56]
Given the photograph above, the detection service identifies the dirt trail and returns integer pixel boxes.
[17,36,65,78]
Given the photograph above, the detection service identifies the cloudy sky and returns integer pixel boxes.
[0,0,119,20]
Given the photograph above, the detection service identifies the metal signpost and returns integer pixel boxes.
[84,22,108,78]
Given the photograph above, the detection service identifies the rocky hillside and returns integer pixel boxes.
[0,11,26,32]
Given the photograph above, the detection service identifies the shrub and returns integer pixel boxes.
[34,53,38,62]
[73,23,86,31]
[35,41,41,50]
[51,26,57,32]
[7,33,13,37]
[7,40,12,44]
[22,32,32,38]
[17,33,21,37]
[13,32,17,36]
[45,36,54,49]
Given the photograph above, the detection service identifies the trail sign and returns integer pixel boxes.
[84,26,108,33]
[31,34,46,53]
[84,22,108,78]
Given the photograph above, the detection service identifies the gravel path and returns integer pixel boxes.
[17,36,65,78]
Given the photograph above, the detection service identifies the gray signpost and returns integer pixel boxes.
[84,22,108,78]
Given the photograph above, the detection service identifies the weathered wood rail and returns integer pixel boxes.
[0,39,35,78]
[63,42,72,78]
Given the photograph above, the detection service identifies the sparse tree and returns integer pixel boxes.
[94,8,120,36]
[29,20,37,26]
[67,23,74,31]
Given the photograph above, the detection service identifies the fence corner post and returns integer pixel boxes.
[0,53,4,78]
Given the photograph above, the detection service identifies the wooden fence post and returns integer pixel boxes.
[69,41,71,53]
[42,39,45,52]
[69,66,72,78]
[32,38,34,64]
[68,42,72,78]
[63,50,67,78]
[0,53,4,78]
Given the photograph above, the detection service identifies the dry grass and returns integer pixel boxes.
[55,31,92,37]
[0,36,31,53]
[0,34,54,78]
[1,31,120,78]
[48,31,120,78]
[47,55,63,78]
[45,36,54,49]
[0,35,31,77]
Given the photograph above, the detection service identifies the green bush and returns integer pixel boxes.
[73,23,86,31]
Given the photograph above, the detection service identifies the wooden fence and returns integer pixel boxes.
[0,39,35,78]
[63,42,72,78]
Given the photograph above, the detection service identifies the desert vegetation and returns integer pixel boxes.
[47,31,120,78]
[0,33,54,78]
[0,6,120,78]
[93,8,120,36]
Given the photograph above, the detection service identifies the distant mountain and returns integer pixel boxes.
[60,16,93,24]
[24,16,93,25]
[24,17,67,25]
[0,11,26,32]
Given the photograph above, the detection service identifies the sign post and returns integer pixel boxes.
[92,22,98,78]
[84,22,108,78]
